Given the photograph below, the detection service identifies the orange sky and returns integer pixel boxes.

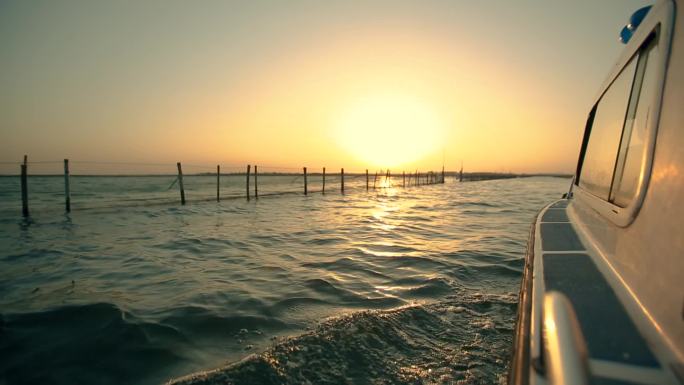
[0,0,650,174]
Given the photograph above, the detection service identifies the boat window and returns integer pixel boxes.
[579,57,638,200]
[610,38,659,206]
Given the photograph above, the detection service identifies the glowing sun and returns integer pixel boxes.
[333,94,446,168]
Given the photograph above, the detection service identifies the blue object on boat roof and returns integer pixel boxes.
[620,6,653,44]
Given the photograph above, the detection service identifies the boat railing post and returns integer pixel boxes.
[543,292,590,385]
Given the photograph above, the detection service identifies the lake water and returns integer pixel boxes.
[0,175,570,385]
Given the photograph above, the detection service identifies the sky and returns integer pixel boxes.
[0,0,651,174]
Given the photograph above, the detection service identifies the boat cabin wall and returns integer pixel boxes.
[569,0,684,360]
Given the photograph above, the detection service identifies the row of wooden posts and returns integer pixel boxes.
[17,156,444,216]
[179,163,445,204]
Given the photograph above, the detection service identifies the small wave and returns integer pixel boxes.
[302,257,389,279]
[387,255,451,270]
[304,237,346,246]
[458,201,499,208]
[2,248,64,261]
[302,278,402,308]
[403,277,455,298]
[357,243,419,255]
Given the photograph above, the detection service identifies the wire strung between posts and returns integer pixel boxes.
[70,160,245,171]
[0,160,63,164]
[166,177,179,190]
[72,160,176,167]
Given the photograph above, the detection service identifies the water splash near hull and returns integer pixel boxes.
[169,293,516,385]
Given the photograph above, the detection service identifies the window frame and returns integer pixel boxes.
[578,53,640,200]
[573,1,674,227]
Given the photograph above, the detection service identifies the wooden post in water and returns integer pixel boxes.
[341,168,345,193]
[365,169,369,191]
[442,166,445,184]
[216,165,220,202]
[254,165,258,198]
[20,162,29,217]
[177,162,186,205]
[303,167,308,195]
[403,171,405,187]
[246,165,251,201]
[322,167,326,194]
[373,171,378,190]
[387,169,391,188]
[64,159,71,212]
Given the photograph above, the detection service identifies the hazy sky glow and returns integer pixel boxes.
[0,0,650,173]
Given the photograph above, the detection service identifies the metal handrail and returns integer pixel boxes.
[543,292,590,385]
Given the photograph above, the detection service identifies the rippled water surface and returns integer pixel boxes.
[0,177,569,385]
